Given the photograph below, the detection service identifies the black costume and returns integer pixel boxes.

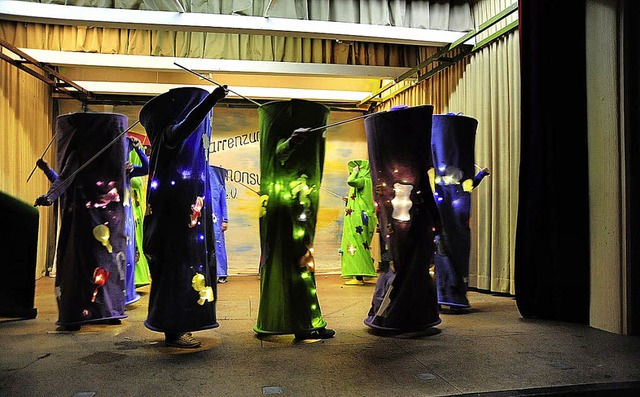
[364,105,441,332]
[139,86,226,340]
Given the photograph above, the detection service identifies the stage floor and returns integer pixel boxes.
[2,273,640,397]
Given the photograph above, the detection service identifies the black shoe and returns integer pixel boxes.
[217,277,227,284]
[294,328,335,340]
[56,324,81,332]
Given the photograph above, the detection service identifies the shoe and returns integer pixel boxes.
[217,277,227,284]
[345,278,365,285]
[56,324,81,332]
[294,328,336,340]
[165,332,202,348]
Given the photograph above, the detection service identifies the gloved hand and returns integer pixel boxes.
[211,85,228,101]
[36,158,49,170]
[128,136,141,149]
[34,195,53,207]
[290,127,312,145]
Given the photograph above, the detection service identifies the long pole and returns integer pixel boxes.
[173,62,263,107]
[26,130,60,182]
[43,120,140,200]
[308,113,371,133]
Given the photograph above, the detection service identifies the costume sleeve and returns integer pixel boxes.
[42,151,81,203]
[346,169,365,189]
[164,87,226,148]
[220,183,229,223]
[275,127,311,164]
[472,168,490,189]
[36,159,59,183]
[129,146,150,178]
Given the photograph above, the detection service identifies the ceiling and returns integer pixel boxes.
[0,0,479,110]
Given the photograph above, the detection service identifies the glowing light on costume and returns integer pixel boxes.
[150,180,159,189]
[91,267,110,302]
[189,196,204,228]
[181,170,192,179]
[191,273,214,305]
[92,224,113,253]
[170,180,176,186]
[290,174,312,207]
[462,179,474,192]
[259,195,269,217]
[347,243,357,256]
[391,183,413,221]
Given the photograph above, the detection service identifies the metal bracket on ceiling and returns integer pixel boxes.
[0,37,93,103]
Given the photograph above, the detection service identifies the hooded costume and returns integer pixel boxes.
[124,138,149,304]
[35,112,129,328]
[139,86,224,334]
[364,105,441,332]
[431,113,489,309]
[339,159,378,280]
[209,165,229,280]
[253,99,331,336]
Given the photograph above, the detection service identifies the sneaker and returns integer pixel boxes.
[165,332,202,348]
[294,328,336,340]
[345,278,365,285]
[217,277,227,284]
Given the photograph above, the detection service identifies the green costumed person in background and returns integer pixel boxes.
[129,145,151,288]
[339,159,378,285]
[253,99,335,340]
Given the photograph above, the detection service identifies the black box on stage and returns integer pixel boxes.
[0,191,38,319]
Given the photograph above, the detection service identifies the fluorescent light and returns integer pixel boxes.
[20,49,411,79]
[73,81,373,102]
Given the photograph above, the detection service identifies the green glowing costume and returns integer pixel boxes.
[253,99,330,336]
[340,159,378,279]
[129,150,151,288]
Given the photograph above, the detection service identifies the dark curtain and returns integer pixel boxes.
[514,0,590,323]
[624,0,640,335]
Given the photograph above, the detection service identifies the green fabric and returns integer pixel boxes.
[253,99,330,335]
[340,159,377,278]
[129,151,151,287]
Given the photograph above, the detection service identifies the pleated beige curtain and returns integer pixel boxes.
[375,0,519,294]
[9,0,471,64]
[0,61,55,279]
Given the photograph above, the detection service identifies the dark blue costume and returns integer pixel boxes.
[139,86,226,344]
[431,113,489,309]
[35,113,129,330]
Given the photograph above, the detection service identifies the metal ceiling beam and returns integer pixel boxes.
[0,0,469,47]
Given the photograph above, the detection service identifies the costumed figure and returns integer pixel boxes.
[208,165,229,284]
[431,113,490,310]
[139,85,227,348]
[129,141,152,288]
[123,136,149,304]
[364,105,442,333]
[253,99,335,340]
[339,159,378,285]
[34,112,129,331]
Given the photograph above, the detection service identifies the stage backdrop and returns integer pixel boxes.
[58,101,369,274]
